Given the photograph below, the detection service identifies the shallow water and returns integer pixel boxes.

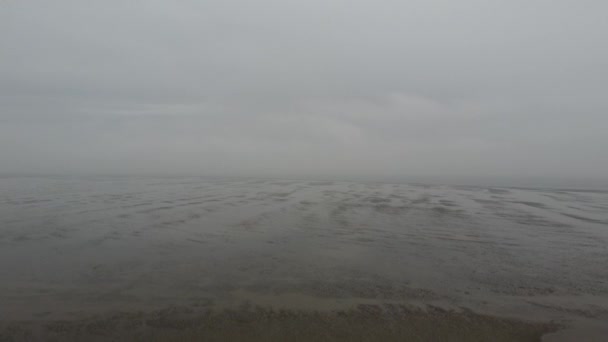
[1,176,607,339]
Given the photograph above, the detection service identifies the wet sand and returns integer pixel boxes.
[0,176,607,340]
[1,306,556,342]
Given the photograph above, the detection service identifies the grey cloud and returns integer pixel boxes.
[1,0,607,185]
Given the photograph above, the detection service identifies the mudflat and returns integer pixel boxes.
[0,176,606,341]
[1,306,556,342]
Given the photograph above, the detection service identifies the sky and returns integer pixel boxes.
[1,0,607,185]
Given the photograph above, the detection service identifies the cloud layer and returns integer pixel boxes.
[2,0,607,185]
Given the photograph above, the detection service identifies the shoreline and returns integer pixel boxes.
[1,303,559,342]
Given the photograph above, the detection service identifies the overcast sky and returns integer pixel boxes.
[1,0,607,185]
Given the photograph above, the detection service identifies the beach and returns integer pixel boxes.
[0,176,606,341]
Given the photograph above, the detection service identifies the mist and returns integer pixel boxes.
[2,0,607,186]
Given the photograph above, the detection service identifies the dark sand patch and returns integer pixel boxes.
[489,188,511,194]
[365,196,391,204]
[561,213,607,225]
[438,199,458,207]
[0,305,558,342]
[510,201,548,209]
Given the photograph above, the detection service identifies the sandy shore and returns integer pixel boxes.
[1,305,557,342]
[0,176,606,340]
